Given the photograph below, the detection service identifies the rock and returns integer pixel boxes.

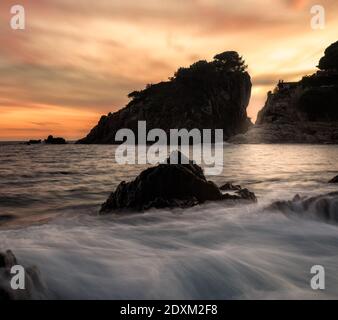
[77,51,252,144]
[230,41,338,144]
[0,250,17,269]
[220,183,257,202]
[235,188,257,202]
[44,135,66,144]
[25,139,41,145]
[220,182,242,191]
[100,151,256,213]
[329,175,338,183]
[0,250,47,300]
[0,214,15,223]
[269,192,338,223]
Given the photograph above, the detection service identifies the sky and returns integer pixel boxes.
[0,0,337,140]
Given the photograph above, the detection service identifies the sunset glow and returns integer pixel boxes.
[0,0,337,140]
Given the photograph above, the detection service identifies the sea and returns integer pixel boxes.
[0,143,338,299]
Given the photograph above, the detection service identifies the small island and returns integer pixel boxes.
[25,139,42,145]
[44,135,67,145]
[77,51,252,144]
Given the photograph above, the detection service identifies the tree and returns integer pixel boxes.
[318,40,338,71]
[213,51,247,72]
[173,60,210,81]
[128,90,141,99]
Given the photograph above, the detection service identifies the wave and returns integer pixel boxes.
[1,200,338,299]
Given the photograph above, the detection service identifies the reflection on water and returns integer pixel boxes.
[0,144,337,299]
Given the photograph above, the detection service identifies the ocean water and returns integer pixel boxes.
[0,143,338,299]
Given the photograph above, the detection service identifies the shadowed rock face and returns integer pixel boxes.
[100,152,256,213]
[77,52,252,144]
[230,41,338,144]
[0,250,47,300]
[269,192,338,224]
[329,175,338,183]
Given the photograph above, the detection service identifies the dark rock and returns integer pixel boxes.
[234,188,257,202]
[0,250,47,300]
[220,182,242,191]
[77,51,252,144]
[269,192,338,223]
[25,139,41,145]
[0,250,17,269]
[0,214,15,223]
[318,40,338,71]
[329,175,338,183]
[44,135,66,144]
[230,41,338,144]
[100,151,256,213]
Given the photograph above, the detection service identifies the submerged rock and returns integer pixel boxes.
[235,188,257,202]
[100,152,256,213]
[0,250,47,300]
[220,182,242,191]
[329,175,338,183]
[44,135,66,144]
[269,192,338,224]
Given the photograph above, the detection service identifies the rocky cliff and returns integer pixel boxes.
[77,52,252,144]
[230,41,338,144]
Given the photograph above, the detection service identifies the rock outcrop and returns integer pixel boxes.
[329,175,338,183]
[100,151,256,213]
[270,192,338,224]
[230,41,338,144]
[25,139,41,145]
[45,135,67,144]
[220,182,242,191]
[0,250,47,300]
[78,51,252,144]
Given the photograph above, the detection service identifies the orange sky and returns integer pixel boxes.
[0,0,337,140]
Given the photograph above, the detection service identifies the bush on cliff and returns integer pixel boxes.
[318,40,338,71]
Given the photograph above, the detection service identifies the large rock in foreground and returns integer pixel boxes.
[78,51,252,144]
[100,152,256,213]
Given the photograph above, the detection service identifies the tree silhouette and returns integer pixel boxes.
[318,41,338,71]
[213,51,247,72]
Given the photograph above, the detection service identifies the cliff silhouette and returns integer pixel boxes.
[231,40,338,144]
[77,52,252,144]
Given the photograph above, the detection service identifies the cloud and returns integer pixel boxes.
[0,60,168,112]
[0,0,338,139]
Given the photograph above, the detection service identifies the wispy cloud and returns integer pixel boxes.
[0,0,337,139]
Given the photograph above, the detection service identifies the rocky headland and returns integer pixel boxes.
[230,41,338,144]
[77,51,252,144]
